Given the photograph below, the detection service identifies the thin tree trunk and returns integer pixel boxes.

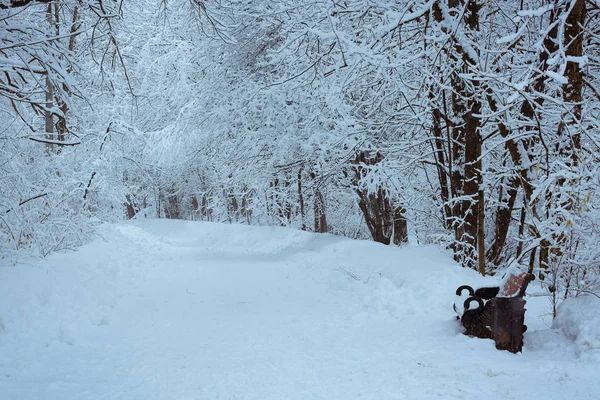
[44,3,54,152]
[516,206,527,258]
[477,189,485,275]
[56,2,80,141]
[392,205,408,245]
[487,179,518,265]
[298,168,306,231]
[431,102,451,229]
[314,189,327,233]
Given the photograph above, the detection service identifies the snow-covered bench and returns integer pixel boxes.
[455,269,532,353]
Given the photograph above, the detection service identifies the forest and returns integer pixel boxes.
[2,0,600,310]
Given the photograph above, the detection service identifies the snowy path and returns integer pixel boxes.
[1,220,598,400]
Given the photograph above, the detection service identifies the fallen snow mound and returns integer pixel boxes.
[553,295,600,351]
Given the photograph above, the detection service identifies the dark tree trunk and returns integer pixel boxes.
[201,194,212,221]
[431,0,483,270]
[352,151,407,245]
[164,188,180,220]
[125,194,138,220]
[314,189,327,233]
[393,206,408,245]
[240,189,252,224]
[298,168,306,231]
[191,195,199,217]
[430,99,452,229]
[487,178,518,265]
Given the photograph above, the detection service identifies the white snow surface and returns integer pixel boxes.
[553,295,600,353]
[1,220,598,400]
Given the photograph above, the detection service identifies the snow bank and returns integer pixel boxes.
[553,295,600,352]
[114,219,318,260]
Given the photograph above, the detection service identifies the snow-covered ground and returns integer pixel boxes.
[1,220,598,400]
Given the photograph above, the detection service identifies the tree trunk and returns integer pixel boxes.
[164,188,181,220]
[298,168,306,231]
[56,2,80,141]
[44,4,54,152]
[430,97,451,229]
[125,194,138,220]
[431,0,483,270]
[352,151,407,245]
[393,206,408,245]
[314,188,327,233]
